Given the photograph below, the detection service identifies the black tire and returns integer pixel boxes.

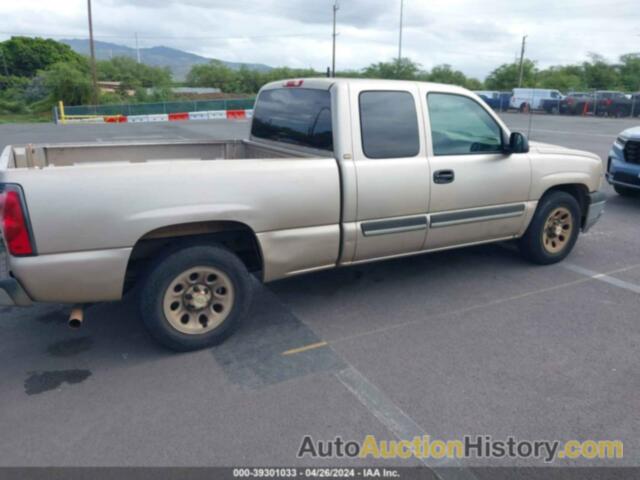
[519,103,529,113]
[614,184,639,197]
[518,191,581,265]
[139,244,253,351]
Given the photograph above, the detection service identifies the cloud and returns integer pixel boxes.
[1,0,638,79]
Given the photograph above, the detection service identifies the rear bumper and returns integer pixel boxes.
[582,191,606,233]
[0,277,33,306]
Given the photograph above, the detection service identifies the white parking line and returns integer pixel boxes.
[336,366,478,479]
[562,263,640,294]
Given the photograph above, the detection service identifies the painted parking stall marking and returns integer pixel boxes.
[336,366,478,479]
[562,263,640,294]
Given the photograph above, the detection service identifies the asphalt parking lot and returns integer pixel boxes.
[0,113,639,474]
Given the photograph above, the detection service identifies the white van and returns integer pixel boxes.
[510,88,563,111]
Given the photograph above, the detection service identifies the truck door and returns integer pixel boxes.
[421,89,531,250]
[350,83,430,261]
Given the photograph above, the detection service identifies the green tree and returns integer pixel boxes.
[97,56,172,89]
[537,65,585,91]
[424,64,483,89]
[485,59,536,90]
[582,53,619,90]
[619,53,640,92]
[0,36,84,78]
[186,60,238,92]
[362,58,420,80]
[40,61,93,105]
[186,61,320,93]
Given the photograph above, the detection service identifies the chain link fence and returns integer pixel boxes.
[62,98,256,117]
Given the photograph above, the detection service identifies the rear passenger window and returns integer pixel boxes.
[427,93,503,156]
[359,91,420,159]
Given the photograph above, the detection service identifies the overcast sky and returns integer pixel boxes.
[0,0,638,79]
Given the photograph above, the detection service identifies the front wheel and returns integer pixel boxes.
[518,191,581,265]
[139,245,253,351]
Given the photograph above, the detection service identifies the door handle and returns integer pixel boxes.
[433,169,455,184]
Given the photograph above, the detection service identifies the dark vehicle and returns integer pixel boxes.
[561,92,592,115]
[607,127,640,196]
[601,93,640,118]
[541,97,563,114]
[575,91,627,116]
[474,91,512,111]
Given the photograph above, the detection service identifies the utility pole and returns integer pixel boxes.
[135,32,141,63]
[331,1,339,77]
[398,0,404,62]
[87,0,99,105]
[517,35,527,88]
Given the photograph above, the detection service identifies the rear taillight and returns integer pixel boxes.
[0,185,34,256]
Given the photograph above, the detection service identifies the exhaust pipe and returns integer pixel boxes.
[68,305,84,329]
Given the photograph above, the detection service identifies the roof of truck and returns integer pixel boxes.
[261,77,471,94]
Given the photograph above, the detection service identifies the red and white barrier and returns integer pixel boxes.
[63,109,254,125]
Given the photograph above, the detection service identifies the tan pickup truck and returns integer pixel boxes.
[0,78,605,351]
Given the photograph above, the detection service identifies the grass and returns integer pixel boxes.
[0,112,52,124]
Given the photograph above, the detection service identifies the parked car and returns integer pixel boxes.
[510,88,564,112]
[0,78,606,351]
[594,91,628,116]
[474,90,511,111]
[562,92,594,115]
[607,127,640,196]
[542,92,590,115]
[541,98,563,114]
[574,91,627,116]
[599,93,640,118]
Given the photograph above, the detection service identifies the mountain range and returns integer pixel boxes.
[61,39,272,80]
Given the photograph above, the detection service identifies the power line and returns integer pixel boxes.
[0,31,326,41]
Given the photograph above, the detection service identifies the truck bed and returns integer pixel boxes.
[3,139,321,169]
[0,137,341,301]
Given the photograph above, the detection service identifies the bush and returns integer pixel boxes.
[0,98,26,114]
[39,61,93,106]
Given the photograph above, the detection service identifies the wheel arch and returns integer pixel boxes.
[540,183,590,227]
[123,220,264,295]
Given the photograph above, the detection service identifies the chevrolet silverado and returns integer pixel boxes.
[0,78,606,350]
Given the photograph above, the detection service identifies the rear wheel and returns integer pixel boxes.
[519,103,529,113]
[140,245,253,351]
[519,191,581,265]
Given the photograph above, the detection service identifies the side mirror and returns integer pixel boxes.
[505,131,529,154]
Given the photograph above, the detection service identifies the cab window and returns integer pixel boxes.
[251,88,333,151]
[359,91,420,159]
[427,93,503,156]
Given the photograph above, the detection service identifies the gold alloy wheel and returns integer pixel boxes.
[162,266,234,335]
[542,207,573,254]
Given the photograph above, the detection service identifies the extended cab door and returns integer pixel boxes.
[421,88,531,250]
[349,82,430,261]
